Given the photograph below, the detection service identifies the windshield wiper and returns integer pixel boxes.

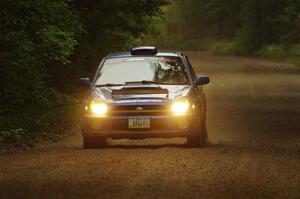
[95,83,123,87]
[96,81,186,87]
[125,80,171,85]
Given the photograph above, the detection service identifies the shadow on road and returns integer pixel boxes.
[82,139,215,150]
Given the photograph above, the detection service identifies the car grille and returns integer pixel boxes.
[109,105,169,116]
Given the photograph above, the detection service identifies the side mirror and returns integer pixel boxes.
[79,78,91,87]
[195,76,210,86]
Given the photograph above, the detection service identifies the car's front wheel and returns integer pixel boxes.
[187,124,207,147]
[83,136,106,149]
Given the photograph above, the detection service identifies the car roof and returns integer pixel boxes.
[106,51,181,59]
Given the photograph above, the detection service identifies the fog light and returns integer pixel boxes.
[91,120,103,131]
[177,118,189,130]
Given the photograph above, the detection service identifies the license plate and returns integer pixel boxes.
[128,117,150,129]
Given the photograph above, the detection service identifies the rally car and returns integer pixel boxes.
[79,46,209,148]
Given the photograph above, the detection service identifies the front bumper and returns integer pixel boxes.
[82,115,199,139]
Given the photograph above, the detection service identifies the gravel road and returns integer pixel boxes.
[1,52,299,198]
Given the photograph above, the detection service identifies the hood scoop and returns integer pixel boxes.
[111,87,169,99]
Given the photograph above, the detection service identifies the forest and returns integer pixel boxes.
[161,0,300,57]
[1,0,299,144]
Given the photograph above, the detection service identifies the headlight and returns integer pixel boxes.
[171,98,190,115]
[90,100,108,116]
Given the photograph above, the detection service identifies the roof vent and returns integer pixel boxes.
[130,46,158,55]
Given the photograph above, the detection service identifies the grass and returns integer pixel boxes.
[256,44,300,65]
[186,39,300,66]
[287,45,300,65]
[208,42,241,55]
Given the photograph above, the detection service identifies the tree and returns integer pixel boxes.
[71,0,167,75]
[0,0,82,133]
[0,0,168,138]
[164,0,300,52]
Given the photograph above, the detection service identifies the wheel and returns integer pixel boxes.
[83,136,106,149]
[187,124,207,147]
[188,95,208,147]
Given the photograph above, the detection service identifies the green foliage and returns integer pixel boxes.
[0,0,82,136]
[0,129,29,144]
[287,44,300,64]
[165,0,242,40]
[255,44,300,64]
[209,42,241,55]
[277,0,300,47]
[164,38,214,51]
[0,0,167,143]
[139,15,168,47]
[162,0,300,55]
[72,0,167,74]
[39,25,78,64]
[256,45,287,59]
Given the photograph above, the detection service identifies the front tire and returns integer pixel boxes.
[83,136,106,149]
[188,95,208,147]
[187,125,207,147]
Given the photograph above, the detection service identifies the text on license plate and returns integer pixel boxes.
[128,117,150,129]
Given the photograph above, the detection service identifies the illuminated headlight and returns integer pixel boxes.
[171,99,190,116]
[90,101,108,116]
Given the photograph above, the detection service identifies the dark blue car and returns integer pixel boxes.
[80,47,209,148]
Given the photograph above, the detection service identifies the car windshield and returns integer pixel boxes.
[95,56,188,86]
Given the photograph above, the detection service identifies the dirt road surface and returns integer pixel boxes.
[1,52,299,198]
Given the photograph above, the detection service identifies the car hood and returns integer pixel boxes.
[91,85,192,105]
